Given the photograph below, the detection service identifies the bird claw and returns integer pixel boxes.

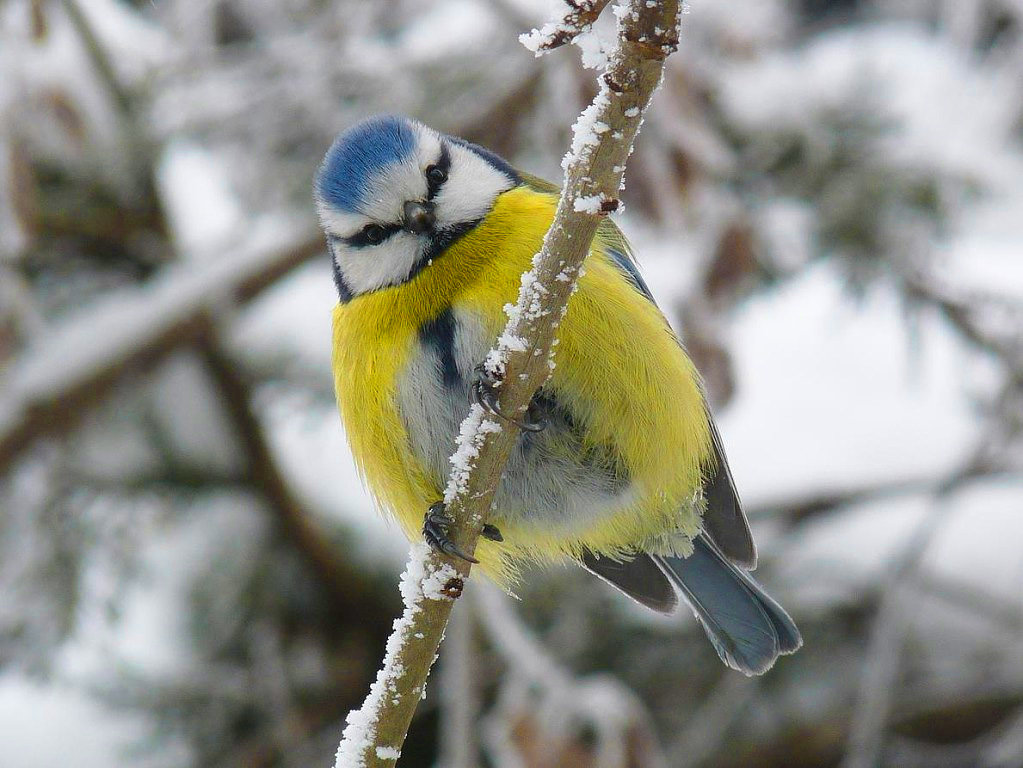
[423,502,479,564]
[481,523,504,542]
[470,364,548,433]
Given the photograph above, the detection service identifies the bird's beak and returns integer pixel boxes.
[402,200,436,235]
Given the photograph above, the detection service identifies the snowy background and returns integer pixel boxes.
[1,0,1022,766]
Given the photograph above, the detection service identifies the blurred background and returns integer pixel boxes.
[1,0,1022,766]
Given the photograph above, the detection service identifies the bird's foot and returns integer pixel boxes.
[481,523,504,542]
[423,502,478,564]
[470,364,548,433]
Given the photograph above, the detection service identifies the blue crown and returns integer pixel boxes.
[316,115,417,214]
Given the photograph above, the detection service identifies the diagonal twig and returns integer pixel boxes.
[331,1,685,765]
[519,0,613,53]
[0,228,323,477]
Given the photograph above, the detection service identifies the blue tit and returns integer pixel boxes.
[314,115,801,675]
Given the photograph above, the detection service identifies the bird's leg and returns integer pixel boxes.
[470,363,548,432]
[423,502,479,564]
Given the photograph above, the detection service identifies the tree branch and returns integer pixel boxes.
[841,498,959,768]
[0,227,323,477]
[519,0,613,53]
[436,592,479,768]
[332,1,684,765]
[198,339,372,615]
[748,464,1013,529]
[474,583,669,767]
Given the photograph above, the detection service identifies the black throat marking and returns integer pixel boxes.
[417,307,460,389]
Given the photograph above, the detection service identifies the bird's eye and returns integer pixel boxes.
[362,223,387,244]
[426,165,448,185]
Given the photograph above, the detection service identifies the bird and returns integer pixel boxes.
[314,115,801,675]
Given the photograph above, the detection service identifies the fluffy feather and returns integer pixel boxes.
[319,116,798,674]
[331,186,712,581]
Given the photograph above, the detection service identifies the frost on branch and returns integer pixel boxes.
[443,0,682,536]
[333,0,683,764]
[519,0,613,56]
[443,407,503,505]
[6,0,1023,765]
[334,543,458,768]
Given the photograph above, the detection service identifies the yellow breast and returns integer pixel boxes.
[331,185,712,581]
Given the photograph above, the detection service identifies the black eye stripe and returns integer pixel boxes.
[342,223,402,248]
[336,142,450,251]
[425,142,451,200]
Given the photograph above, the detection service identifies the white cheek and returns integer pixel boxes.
[434,147,515,228]
[334,234,424,295]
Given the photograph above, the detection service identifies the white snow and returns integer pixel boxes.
[0,676,188,768]
[934,188,1023,301]
[262,391,407,562]
[443,405,503,505]
[158,141,242,259]
[519,20,567,55]
[684,0,788,50]
[422,559,460,602]
[375,745,401,761]
[519,0,613,58]
[0,0,170,196]
[398,1,497,62]
[229,261,337,371]
[497,332,529,353]
[573,194,605,213]
[719,261,997,503]
[780,474,1023,609]
[573,28,610,69]
[0,217,315,453]
[563,94,612,171]
[717,25,1020,188]
[334,542,456,768]
[0,499,263,768]
[921,476,1023,596]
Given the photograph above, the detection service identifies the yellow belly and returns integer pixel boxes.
[331,186,712,582]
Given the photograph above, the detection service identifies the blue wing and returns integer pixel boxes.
[605,244,656,303]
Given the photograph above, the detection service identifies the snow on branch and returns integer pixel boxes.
[519,0,613,54]
[0,223,323,476]
[332,1,684,765]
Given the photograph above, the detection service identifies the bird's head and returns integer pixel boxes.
[314,115,519,301]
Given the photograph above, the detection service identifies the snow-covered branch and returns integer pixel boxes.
[0,224,323,476]
[519,0,612,54]
[332,1,684,766]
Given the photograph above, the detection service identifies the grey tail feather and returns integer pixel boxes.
[581,551,678,614]
[654,535,802,675]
